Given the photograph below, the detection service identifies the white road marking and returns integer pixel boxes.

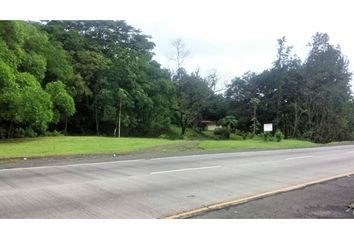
[285,156,313,160]
[150,165,222,175]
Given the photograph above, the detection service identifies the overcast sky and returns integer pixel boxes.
[4,0,354,89]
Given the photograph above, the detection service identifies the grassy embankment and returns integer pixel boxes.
[0,136,180,159]
[0,126,319,159]
[198,138,317,151]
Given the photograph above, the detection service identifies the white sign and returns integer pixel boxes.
[263,123,273,132]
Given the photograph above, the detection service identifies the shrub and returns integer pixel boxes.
[239,131,247,140]
[45,130,63,137]
[158,134,169,139]
[25,127,37,137]
[14,128,26,138]
[263,132,273,142]
[213,127,223,135]
[0,128,6,139]
[275,130,284,142]
[214,127,230,139]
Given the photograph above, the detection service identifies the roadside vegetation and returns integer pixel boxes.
[0,124,320,159]
[0,136,179,159]
[1,20,354,159]
[198,138,317,151]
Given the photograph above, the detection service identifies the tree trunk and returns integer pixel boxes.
[292,102,299,138]
[113,105,119,137]
[8,120,13,139]
[253,106,257,135]
[180,113,187,137]
[64,117,68,135]
[95,103,100,136]
[181,124,187,137]
[180,112,184,137]
[118,100,122,138]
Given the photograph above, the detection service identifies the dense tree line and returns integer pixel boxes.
[225,34,354,143]
[0,20,179,138]
[0,21,76,138]
[0,21,353,143]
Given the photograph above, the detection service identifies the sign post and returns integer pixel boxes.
[263,123,273,132]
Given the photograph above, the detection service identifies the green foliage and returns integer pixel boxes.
[275,130,284,142]
[215,115,238,140]
[15,76,53,132]
[250,97,261,135]
[226,33,353,144]
[0,20,352,145]
[173,69,213,137]
[213,127,230,139]
[218,115,238,131]
[250,97,260,106]
[213,127,224,135]
[0,20,179,138]
[0,21,80,137]
[263,132,273,142]
[46,81,76,124]
[239,131,248,140]
[45,130,63,137]
[41,20,175,137]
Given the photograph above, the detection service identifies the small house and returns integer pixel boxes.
[198,120,218,131]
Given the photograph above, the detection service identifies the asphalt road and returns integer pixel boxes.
[190,174,354,218]
[1,144,354,218]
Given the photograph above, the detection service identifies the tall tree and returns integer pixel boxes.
[250,97,260,135]
[302,33,352,142]
[45,81,76,134]
[0,21,77,137]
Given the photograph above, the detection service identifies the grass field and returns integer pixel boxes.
[198,138,318,151]
[0,133,321,160]
[0,136,178,159]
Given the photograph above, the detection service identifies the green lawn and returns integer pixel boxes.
[0,136,178,159]
[198,138,318,151]
[0,135,320,160]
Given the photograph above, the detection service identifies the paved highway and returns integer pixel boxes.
[0,145,354,218]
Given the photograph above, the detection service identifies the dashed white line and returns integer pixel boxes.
[150,165,222,175]
[285,156,313,160]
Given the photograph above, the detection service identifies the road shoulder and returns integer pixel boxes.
[189,175,354,219]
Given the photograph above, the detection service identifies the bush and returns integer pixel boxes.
[13,128,26,138]
[263,132,273,142]
[158,134,169,139]
[0,127,6,139]
[214,127,230,139]
[45,130,63,137]
[25,127,37,137]
[213,127,223,135]
[275,130,284,142]
[302,130,313,140]
[239,131,247,140]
